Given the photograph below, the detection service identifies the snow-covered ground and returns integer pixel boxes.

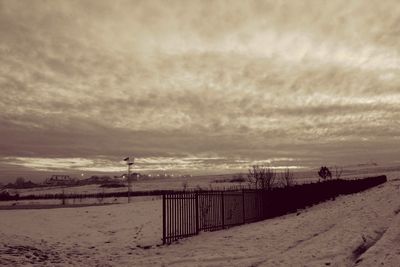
[8,175,245,198]
[5,169,365,200]
[0,171,399,266]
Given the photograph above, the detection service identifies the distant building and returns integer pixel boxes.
[44,175,76,186]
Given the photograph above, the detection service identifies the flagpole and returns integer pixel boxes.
[124,157,134,203]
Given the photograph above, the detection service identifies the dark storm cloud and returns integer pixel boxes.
[0,0,400,179]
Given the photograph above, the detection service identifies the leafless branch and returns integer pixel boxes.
[248,165,276,190]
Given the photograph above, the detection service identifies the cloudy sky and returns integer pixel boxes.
[1,0,400,181]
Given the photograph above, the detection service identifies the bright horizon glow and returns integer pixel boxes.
[2,156,306,176]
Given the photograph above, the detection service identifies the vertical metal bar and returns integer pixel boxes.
[207,193,209,230]
[184,193,187,237]
[170,194,173,243]
[242,189,246,224]
[200,193,203,231]
[168,194,171,244]
[205,193,207,230]
[186,193,189,236]
[189,193,196,234]
[166,194,170,244]
[211,193,214,230]
[176,194,178,240]
[196,193,199,235]
[219,192,221,229]
[215,193,218,230]
[192,193,195,235]
[177,194,179,240]
[189,193,191,236]
[165,195,168,244]
[216,193,219,230]
[178,194,181,239]
[180,194,183,237]
[217,192,220,229]
[181,194,184,237]
[221,191,225,229]
[163,194,166,244]
[171,194,173,243]
[177,194,179,239]
[198,193,201,231]
[212,192,215,230]
[181,194,183,238]
[183,194,186,236]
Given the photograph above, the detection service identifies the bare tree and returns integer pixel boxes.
[334,166,343,180]
[318,166,332,181]
[248,165,276,190]
[280,168,295,187]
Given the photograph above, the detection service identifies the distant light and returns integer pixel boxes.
[81,173,84,177]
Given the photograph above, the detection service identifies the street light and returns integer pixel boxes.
[123,157,134,203]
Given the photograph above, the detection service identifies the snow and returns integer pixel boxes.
[12,175,244,197]
[356,209,400,266]
[10,170,355,198]
[0,171,399,266]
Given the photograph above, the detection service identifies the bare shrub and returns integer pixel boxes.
[280,168,295,187]
[334,166,343,180]
[248,165,276,190]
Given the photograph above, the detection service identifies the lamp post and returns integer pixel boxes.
[123,157,134,203]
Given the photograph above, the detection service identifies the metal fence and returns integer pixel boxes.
[163,190,266,244]
[162,192,198,244]
[162,175,387,244]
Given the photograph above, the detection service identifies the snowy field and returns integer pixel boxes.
[0,170,399,266]
[5,166,385,199]
[6,175,244,198]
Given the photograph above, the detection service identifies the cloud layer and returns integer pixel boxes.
[1,0,400,180]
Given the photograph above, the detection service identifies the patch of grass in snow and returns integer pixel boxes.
[394,207,400,215]
[352,230,386,263]
[353,238,369,261]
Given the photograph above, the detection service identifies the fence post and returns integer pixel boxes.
[221,191,225,229]
[162,194,166,244]
[242,189,245,224]
[195,192,199,235]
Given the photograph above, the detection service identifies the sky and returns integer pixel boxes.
[1,0,400,182]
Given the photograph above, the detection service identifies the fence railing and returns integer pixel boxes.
[163,189,267,244]
[162,175,387,244]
